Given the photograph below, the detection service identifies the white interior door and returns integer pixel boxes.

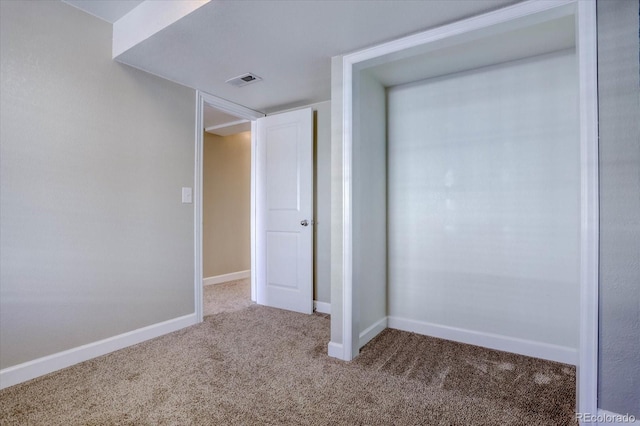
[256,108,313,314]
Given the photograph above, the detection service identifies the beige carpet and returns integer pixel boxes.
[0,302,576,425]
[203,278,252,316]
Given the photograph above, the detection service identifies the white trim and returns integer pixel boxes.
[199,92,265,122]
[195,91,264,312]
[342,0,574,66]
[341,46,355,361]
[593,410,639,426]
[327,342,344,359]
[194,92,204,323]
[388,316,577,365]
[203,270,250,286]
[359,317,388,349]
[250,121,258,303]
[0,313,197,390]
[340,0,598,408]
[204,119,249,133]
[314,301,331,315]
[577,0,599,417]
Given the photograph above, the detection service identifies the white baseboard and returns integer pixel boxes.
[327,341,344,359]
[0,313,198,390]
[313,301,331,314]
[387,316,577,365]
[588,410,640,425]
[359,317,387,348]
[203,270,250,286]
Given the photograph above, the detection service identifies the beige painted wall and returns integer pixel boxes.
[0,1,195,369]
[203,132,251,277]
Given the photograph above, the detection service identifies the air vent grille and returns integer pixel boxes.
[226,73,263,87]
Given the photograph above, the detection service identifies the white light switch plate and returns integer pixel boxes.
[181,187,193,204]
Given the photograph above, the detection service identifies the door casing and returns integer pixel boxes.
[194,92,264,322]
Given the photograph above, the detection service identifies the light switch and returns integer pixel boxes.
[181,187,193,204]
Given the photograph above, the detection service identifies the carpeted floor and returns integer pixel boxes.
[0,290,577,425]
[203,278,252,316]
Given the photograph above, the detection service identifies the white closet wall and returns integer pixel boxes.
[353,71,388,348]
[386,50,580,350]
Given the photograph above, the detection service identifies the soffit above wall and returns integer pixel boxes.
[62,0,144,24]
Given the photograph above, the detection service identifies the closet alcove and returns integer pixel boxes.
[336,1,598,394]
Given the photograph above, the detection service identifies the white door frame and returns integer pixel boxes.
[338,0,598,417]
[194,91,265,322]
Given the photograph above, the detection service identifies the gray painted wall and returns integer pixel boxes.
[597,0,640,417]
[0,1,195,369]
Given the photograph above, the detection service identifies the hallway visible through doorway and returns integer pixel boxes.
[203,278,251,316]
[202,103,253,312]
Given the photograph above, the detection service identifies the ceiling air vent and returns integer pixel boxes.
[226,73,263,87]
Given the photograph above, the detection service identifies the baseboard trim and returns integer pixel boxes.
[327,341,344,359]
[359,317,387,349]
[314,301,331,314]
[0,313,198,390]
[387,316,577,365]
[203,270,250,286]
[590,410,640,425]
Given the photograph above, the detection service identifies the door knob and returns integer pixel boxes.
[300,220,309,226]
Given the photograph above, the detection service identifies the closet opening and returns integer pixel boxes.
[334,0,598,416]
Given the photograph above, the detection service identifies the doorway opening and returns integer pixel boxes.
[194,93,330,322]
[194,93,264,322]
[202,104,253,316]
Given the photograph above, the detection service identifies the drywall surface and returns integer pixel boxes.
[353,71,387,341]
[313,101,332,305]
[330,55,344,346]
[387,51,580,349]
[203,132,251,277]
[0,1,195,369]
[597,0,640,417]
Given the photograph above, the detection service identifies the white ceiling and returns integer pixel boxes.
[63,0,144,24]
[66,0,520,114]
[203,106,243,129]
[203,104,251,136]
